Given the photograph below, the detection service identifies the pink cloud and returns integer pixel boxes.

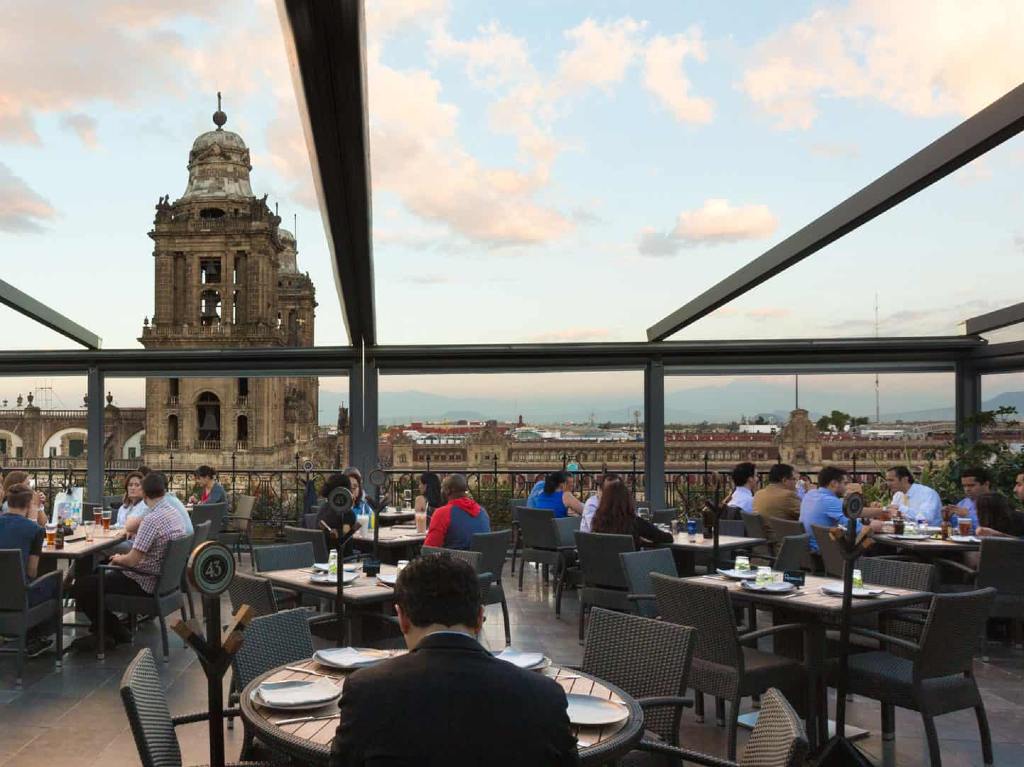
[642,31,713,124]
[639,199,778,255]
[0,163,57,233]
[59,113,99,148]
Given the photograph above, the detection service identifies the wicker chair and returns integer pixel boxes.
[181,520,213,620]
[582,608,695,752]
[104,494,124,511]
[190,501,227,535]
[227,572,281,618]
[763,517,812,569]
[838,588,997,767]
[811,524,845,577]
[771,534,809,574]
[652,573,806,761]
[121,648,272,767]
[516,507,577,617]
[419,546,495,604]
[283,525,329,563]
[253,542,314,572]
[98,533,195,662]
[740,511,774,563]
[620,548,678,619]
[637,688,809,767]
[651,507,678,525]
[218,494,256,565]
[574,532,635,641]
[231,608,316,760]
[0,550,63,687]
[508,497,531,575]
[718,519,746,538]
[471,530,513,646]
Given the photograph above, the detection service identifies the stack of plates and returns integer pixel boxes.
[739,580,795,594]
[495,648,549,671]
[716,568,757,580]
[565,695,629,726]
[313,563,359,573]
[253,679,341,710]
[376,572,398,586]
[313,647,394,670]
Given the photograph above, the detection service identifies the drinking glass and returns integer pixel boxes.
[735,556,750,573]
[84,520,95,542]
[101,509,111,531]
[45,524,56,548]
[852,569,863,589]
[414,509,427,534]
[958,518,972,536]
[756,566,771,586]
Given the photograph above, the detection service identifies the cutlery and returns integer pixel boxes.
[273,713,340,726]
[284,666,338,679]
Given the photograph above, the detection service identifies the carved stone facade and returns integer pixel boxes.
[776,408,822,467]
[139,104,335,470]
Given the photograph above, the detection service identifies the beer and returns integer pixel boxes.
[45,524,56,547]
[958,518,972,536]
[101,509,111,531]
[414,509,427,534]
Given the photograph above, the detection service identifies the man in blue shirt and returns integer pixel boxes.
[801,466,883,551]
[943,466,990,531]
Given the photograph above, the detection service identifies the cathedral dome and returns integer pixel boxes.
[181,95,253,201]
[278,228,298,273]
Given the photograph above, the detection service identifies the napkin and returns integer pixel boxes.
[495,648,545,669]
[315,647,390,669]
[257,679,338,707]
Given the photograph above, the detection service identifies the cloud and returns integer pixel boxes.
[528,327,611,343]
[639,198,778,255]
[0,163,57,233]
[809,142,860,159]
[823,298,1003,335]
[741,0,1024,129]
[395,273,452,285]
[1015,234,1024,253]
[557,18,646,91]
[429,21,531,87]
[642,31,713,124]
[745,307,791,320]
[59,113,99,148]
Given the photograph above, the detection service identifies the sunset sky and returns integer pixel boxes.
[1,0,1022,409]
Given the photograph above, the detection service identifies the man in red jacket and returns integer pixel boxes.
[423,474,491,550]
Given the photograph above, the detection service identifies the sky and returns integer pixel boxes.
[1,0,1022,408]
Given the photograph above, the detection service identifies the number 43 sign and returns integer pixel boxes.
[188,541,236,596]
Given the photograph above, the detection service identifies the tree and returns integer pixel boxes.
[816,416,832,431]
[754,414,766,425]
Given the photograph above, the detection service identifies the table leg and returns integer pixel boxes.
[671,549,696,576]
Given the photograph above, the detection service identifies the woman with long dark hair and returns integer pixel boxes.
[976,491,1024,538]
[591,480,672,547]
[415,472,443,518]
[530,470,584,519]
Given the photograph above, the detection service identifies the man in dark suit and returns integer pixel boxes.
[331,554,579,766]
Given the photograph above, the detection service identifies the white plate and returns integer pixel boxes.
[889,534,929,541]
[310,570,359,585]
[252,679,341,710]
[494,648,546,670]
[740,580,796,593]
[950,535,981,544]
[716,568,757,580]
[313,647,394,670]
[820,584,884,599]
[313,563,359,573]
[566,694,629,727]
[376,572,398,586]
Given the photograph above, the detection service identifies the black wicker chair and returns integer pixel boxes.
[121,648,272,767]
[763,517,812,569]
[419,546,494,603]
[620,548,678,619]
[98,533,195,662]
[471,530,513,646]
[582,607,695,754]
[637,687,808,767]
[190,501,227,535]
[770,534,809,574]
[650,507,678,525]
[811,524,845,577]
[740,511,774,564]
[652,573,806,761]
[283,525,329,563]
[516,507,577,617]
[508,497,531,575]
[253,542,316,609]
[230,608,316,760]
[837,588,997,767]
[718,519,746,538]
[574,532,635,642]
[0,550,63,687]
[227,572,281,618]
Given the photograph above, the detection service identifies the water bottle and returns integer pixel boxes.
[327,550,338,576]
[686,518,698,543]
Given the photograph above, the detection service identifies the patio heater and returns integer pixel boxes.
[369,467,391,562]
[814,492,874,767]
[324,485,355,647]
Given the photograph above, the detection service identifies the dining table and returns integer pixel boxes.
[662,533,767,576]
[350,524,425,563]
[873,532,981,555]
[689,572,931,752]
[240,655,643,765]
[39,528,126,561]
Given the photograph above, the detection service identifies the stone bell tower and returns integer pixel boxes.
[139,95,320,469]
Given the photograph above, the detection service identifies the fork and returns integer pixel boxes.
[284,666,337,679]
[274,713,340,726]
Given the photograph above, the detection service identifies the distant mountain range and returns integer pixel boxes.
[313,381,1024,426]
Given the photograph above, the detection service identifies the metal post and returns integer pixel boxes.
[955,360,982,444]
[204,596,225,767]
[86,367,104,503]
[643,361,666,509]
[348,356,379,494]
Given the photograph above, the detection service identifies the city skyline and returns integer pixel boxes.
[1,1,1021,402]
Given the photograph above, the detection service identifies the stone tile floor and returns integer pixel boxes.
[1,561,1022,765]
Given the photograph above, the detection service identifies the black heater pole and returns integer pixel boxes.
[205,595,225,767]
[335,531,347,647]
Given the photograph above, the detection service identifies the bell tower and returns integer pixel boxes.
[140,96,320,469]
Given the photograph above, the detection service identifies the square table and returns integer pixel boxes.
[40,528,126,560]
[690,573,931,751]
[352,526,425,563]
[873,532,980,555]
[661,534,766,576]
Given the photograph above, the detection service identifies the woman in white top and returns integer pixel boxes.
[115,471,147,527]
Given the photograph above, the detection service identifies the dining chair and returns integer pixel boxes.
[471,530,513,646]
[619,548,678,619]
[419,546,495,605]
[740,511,774,563]
[0,550,63,687]
[231,608,315,760]
[252,542,315,609]
[839,588,996,767]
[516,507,577,617]
[218,494,256,565]
[508,497,531,575]
[121,648,269,767]
[98,533,195,662]
[811,524,845,578]
[283,525,329,563]
[771,534,809,574]
[574,532,635,642]
[651,507,679,526]
[582,607,695,753]
[764,517,811,568]
[637,687,809,767]
[652,573,806,760]
[227,572,281,618]
[191,501,227,535]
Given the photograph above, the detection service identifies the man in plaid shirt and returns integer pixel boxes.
[72,472,188,647]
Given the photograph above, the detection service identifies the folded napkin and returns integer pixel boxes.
[820,583,883,597]
[315,647,391,669]
[257,679,338,707]
[495,648,545,669]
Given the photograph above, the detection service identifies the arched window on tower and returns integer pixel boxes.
[196,392,221,447]
[236,415,249,450]
[200,289,221,326]
[167,414,179,448]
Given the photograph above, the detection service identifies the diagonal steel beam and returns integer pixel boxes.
[0,278,102,349]
[963,301,1024,336]
[647,82,1024,342]
[278,0,375,346]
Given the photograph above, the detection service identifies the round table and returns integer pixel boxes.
[240,656,644,765]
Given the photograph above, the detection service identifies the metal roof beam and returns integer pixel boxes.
[647,82,1024,342]
[963,302,1024,336]
[0,279,101,349]
[278,0,375,346]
